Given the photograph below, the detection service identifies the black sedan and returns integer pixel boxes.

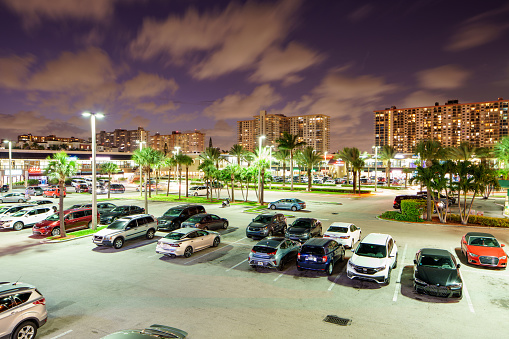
[285,218,322,242]
[181,213,228,230]
[100,205,145,224]
[413,248,463,298]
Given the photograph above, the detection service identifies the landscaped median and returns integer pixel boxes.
[44,226,107,242]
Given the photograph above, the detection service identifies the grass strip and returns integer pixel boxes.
[47,226,107,241]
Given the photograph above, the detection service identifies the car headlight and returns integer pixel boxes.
[373,266,386,272]
[468,252,479,258]
[414,277,427,285]
[448,283,463,289]
[499,256,507,260]
[3,220,12,224]
[302,233,310,238]
[347,259,353,267]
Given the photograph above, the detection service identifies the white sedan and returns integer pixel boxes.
[156,227,221,258]
[0,206,55,231]
[323,222,362,249]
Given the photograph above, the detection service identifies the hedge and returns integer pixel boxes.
[401,199,426,218]
[447,214,509,227]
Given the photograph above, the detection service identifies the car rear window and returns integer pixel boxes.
[253,246,277,253]
[328,226,348,233]
[301,245,325,256]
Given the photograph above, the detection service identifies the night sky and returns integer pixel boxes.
[1,0,508,152]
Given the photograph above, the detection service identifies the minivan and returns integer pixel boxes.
[32,208,99,236]
[157,205,206,231]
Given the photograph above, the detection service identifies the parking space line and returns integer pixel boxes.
[50,330,73,339]
[327,273,341,291]
[450,247,475,313]
[392,243,407,302]
[185,237,247,265]
[226,259,247,272]
[274,273,283,281]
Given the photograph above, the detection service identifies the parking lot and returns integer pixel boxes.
[2,188,509,338]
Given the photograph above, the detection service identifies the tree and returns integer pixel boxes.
[379,145,397,187]
[254,147,271,203]
[200,147,221,169]
[295,147,323,191]
[152,151,166,196]
[99,162,118,199]
[276,132,306,190]
[274,149,290,186]
[351,157,365,194]
[338,147,355,184]
[447,142,475,161]
[174,153,193,199]
[402,167,414,189]
[494,137,509,179]
[45,151,79,236]
[164,156,176,196]
[409,165,436,221]
[414,139,444,167]
[229,144,245,166]
[198,159,216,201]
[132,147,164,212]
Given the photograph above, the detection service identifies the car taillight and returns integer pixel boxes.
[297,253,301,259]
[268,251,276,256]
[323,234,330,238]
[340,236,350,239]
[170,243,180,247]
[195,223,200,227]
[322,256,327,262]
[251,249,256,253]
[33,298,45,305]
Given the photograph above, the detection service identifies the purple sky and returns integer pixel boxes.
[1,0,509,152]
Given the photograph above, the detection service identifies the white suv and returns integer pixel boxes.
[93,214,158,249]
[0,206,55,231]
[0,282,47,339]
[346,233,398,285]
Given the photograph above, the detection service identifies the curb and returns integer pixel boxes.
[375,216,509,229]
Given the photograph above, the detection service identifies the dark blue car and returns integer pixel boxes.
[296,238,345,275]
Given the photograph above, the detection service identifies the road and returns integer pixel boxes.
[1,188,509,338]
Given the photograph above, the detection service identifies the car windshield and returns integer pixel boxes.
[0,207,10,213]
[301,245,325,256]
[185,215,202,223]
[70,205,83,209]
[291,219,312,228]
[253,215,272,223]
[46,214,60,221]
[164,232,185,240]
[11,210,28,217]
[419,255,455,269]
[468,236,500,247]
[355,243,387,258]
[164,209,183,217]
[327,226,348,233]
[107,220,128,230]
[111,207,127,213]
[253,246,277,253]
[296,199,304,203]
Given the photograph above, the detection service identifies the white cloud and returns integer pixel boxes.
[0,55,36,89]
[120,72,178,100]
[416,64,470,90]
[401,91,447,108]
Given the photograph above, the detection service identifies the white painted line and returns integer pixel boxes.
[450,247,475,313]
[327,273,341,291]
[274,273,284,281]
[392,243,407,302]
[185,237,248,265]
[226,259,247,272]
[321,219,329,221]
[50,330,73,339]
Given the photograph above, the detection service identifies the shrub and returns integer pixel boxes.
[448,214,509,227]
[380,210,423,222]
[27,179,40,186]
[401,199,426,218]
[13,180,25,185]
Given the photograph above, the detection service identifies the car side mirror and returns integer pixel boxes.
[413,259,417,265]
[502,244,506,247]
[125,226,131,230]
[457,263,461,268]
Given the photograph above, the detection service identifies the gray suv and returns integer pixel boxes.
[246,213,287,239]
[0,282,47,339]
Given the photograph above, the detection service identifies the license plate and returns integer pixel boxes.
[309,256,316,261]
[257,261,264,266]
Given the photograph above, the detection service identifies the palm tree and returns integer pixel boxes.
[294,146,323,191]
[198,159,216,201]
[410,165,436,221]
[448,142,475,161]
[414,139,444,167]
[179,155,194,198]
[132,147,164,212]
[200,147,221,169]
[494,137,509,178]
[174,153,193,199]
[164,156,177,196]
[276,132,306,190]
[253,147,271,203]
[229,144,245,166]
[351,157,365,194]
[379,145,397,187]
[45,151,79,236]
[99,162,118,199]
[402,168,414,189]
[338,147,355,184]
[274,149,290,186]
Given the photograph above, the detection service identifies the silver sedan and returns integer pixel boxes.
[0,193,30,203]
[156,227,221,258]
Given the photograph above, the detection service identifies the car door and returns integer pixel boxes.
[184,230,199,250]
[64,212,79,231]
[71,210,88,231]
[0,295,21,337]
[125,219,140,240]
[24,209,38,225]
[209,215,222,230]
[387,238,396,266]
[195,230,210,250]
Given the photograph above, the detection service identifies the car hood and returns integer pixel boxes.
[350,254,387,268]
[415,266,461,286]
[287,227,310,234]
[248,222,268,228]
[35,219,58,227]
[159,215,177,222]
[466,245,506,257]
[95,228,124,237]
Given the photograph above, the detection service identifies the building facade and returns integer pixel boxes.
[97,127,149,152]
[237,111,330,153]
[150,131,205,154]
[375,98,509,152]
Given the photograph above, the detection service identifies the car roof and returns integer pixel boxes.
[293,218,316,222]
[116,214,153,221]
[258,213,283,217]
[465,232,495,239]
[255,238,285,247]
[173,227,206,233]
[419,248,452,257]
[360,233,392,245]
[302,238,333,246]
[329,222,354,227]
[0,282,35,296]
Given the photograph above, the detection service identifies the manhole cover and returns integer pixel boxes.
[323,315,352,326]
[331,212,338,215]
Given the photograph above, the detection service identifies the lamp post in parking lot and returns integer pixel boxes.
[373,145,380,192]
[258,135,265,204]
[82,111,104,230]
[3,140,12,193]
[136,140,146,196]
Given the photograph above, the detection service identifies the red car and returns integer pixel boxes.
[43,186,67,198]
[461,232,507,268]
[32,208,98,237]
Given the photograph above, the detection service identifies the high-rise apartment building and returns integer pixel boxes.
[97,127,149,152]
[237,111,330,153]
[150,130,205,154]
[374,98,509,152]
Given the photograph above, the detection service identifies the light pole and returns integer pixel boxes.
[82,111,104,230]
[3,140,12,193]
[373,145,379,192]
[136,140,146,196]
[258,135,265,204]
[324,151,328,175]
[268,145,274,189]
[175,146,181,195]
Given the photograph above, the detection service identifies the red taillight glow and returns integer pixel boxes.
[33,298,45,305]
[169,243,180,247]
[323,234,330,238]
[322,256,327,262]
[251,249,256,253]
[297,253,301,259]
[268,251,276,256]
[340,236,350,239]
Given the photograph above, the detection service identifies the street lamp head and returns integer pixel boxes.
[82,111,105,118]
[3,140,9,144]
[259,135,266,140]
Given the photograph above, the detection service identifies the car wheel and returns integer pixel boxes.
[270,205,276,210]
[51,227,61,236]
[194,192,198,196]
[87,221,92,229]
[203,226,209,230]
[223,221,228,229]
[18,199,24,203]
[327,262,334,276]
[212,237,220,247]
[113,237,124,249]
[12,321,37,339]
[291,206,297,211]
[277,256,285,271]
[13,221,24,231]
[173,221,181,230]
[184,246,193,258]
[384,269,392,285]
[146,229,155,239]
[52,194,57,198]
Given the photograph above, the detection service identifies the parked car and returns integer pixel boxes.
[413,248,463,298]
[417,191,456,205]
[32,208,99,236]
[323,222,362,249]
[74,183,89,193]
[296,238,345,275]
[346,233,398,285]
[188,185,209,196]
[0,204,36,216]
[267,198,306,211]
[181,213,228,230]
[101,324,187,339]
[393,194,426,210]
[90,185,108,195]
[156,227,220,258]
[43,186,66,198]
[461,232,507,268]
[249,237,301,271]
[93,214,158,249]
[285,218,322,242]
[0,192,30,203]
[25,186,44,196]
[100,205,145,224]
[0,184,8,192]
[69,202,117,215]
[31,200,56,211]
[0,281,47,339]
[0,206,55,231]
[71,178,87,187]
[157,205,206,231]
[246,213,287,239]
[109,183,125,193]
[324,179,336,185]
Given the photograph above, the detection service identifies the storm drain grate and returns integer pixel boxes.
[323,315,352,326]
